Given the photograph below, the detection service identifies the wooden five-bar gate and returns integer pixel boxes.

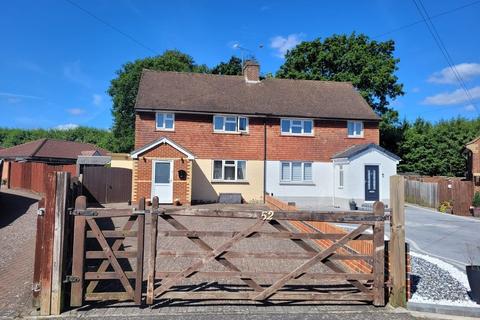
[69,197,386,306]
[34,172,406,315]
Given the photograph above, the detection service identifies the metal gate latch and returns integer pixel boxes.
[71,209,98,216]
[37,208,45,216]
[64,275,80,283]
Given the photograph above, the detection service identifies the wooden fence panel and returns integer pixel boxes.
[82,166,132,204]
[405,179,438,209]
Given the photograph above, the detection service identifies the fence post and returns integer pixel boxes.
[134,197,146,305]
[373,201,385,306]
[70,196,87,307]
[51,172,70,315]
[39,172,56,316]
[32,198,45,308]
[146,196,158,305]
[390,175,406,307]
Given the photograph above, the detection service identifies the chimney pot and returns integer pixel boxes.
[243,60,260,83]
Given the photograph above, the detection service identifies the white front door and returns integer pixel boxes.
[152,160,173,203]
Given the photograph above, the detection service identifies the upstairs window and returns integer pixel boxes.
[281,118,313,135]
[213,115,249,133]
[347,121,363,138]
[213,160,246,181]
[156,112,175,131]
[280,162,313,183]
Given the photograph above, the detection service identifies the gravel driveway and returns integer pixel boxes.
[0,188,41,317]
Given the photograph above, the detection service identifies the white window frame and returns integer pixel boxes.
[155,112,175,131]
[212,160,247,182]
[280,161,313,183]
[213,115,249,134]
[280,118,314,136]
[347,120,364,138]
[338,165,344,189]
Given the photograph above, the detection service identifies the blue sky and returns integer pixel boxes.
[1,0,479,130]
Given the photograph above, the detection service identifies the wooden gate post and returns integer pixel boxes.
[39,172,56,316]
[146,197,158,305]
[372,201,385,306]
[70,196,87,307]
[135,197,146,305]
[51,172,71,315]
[389,175,406,307]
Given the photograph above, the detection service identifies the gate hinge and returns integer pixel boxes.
[71,209,98,216]
[37,208,45,216]
[32,282,41,292]
[64,275,80,283]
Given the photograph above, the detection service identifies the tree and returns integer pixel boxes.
[108,50,209,152]
[276,33,404,115]
[379,110,409,156]
[398,117,480,176]
[211,56,242,75]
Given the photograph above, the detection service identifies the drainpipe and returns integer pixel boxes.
[263,117,267,203]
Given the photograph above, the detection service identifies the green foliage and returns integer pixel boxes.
[379,110,409,155]
[0,127,114,151]
[211,56,242,75]
[108,50,209,153]
[398,117,480,176]
[438,200,453,213]
[276,33,404,115]
[473,192,480,208]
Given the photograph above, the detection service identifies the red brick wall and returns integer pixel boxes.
[135,112,380,162]
[468,139,480,175]
[266,119,379,161]
[135,112,265,160]
[133,143,191,204]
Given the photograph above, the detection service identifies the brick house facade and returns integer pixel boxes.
[131,61,399,207]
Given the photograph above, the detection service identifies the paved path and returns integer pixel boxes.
[400,204,480,271]
[0,188,41,317]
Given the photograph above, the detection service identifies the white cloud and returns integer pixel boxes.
[428,63,480,84]
[92,94,103,106]
[270,33,303,58]
[63,61,91,87]
[422,86,480,105]
[55,123,79,130]
[67,108,86,116]
[0,91,42,100]
[465,104,477,112]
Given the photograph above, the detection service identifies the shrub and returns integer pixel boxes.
[473,192,480,208]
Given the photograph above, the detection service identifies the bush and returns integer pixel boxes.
[473,192,480,208]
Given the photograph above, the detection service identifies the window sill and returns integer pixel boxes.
[212,180,249,185]
[280,133,314,137]
[279,182,315,186]
[346,136,364,139]
[155,128,175,132]
[213,131,249,135]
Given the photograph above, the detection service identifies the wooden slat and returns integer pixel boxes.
[155,250,373,261]
[85,215,137,294]
[32,198,45,308]
[70,197,87,307]
[86,251,137,259]
[390,175,406,307]
[51,172,70,315]
[146,197,159,305]
[154,271,374,281]
[372,201,385,306]
[157,230,373,240]
[160,291,373,301]
[134,198,145,305]
[85,271,137,280]
[84,292,132,301]
[154,219,266,297]
[253,224,370,301]
[39,173,56,316]
[82,207,383,223]
[86,230,137,238]
[86,218,135,298]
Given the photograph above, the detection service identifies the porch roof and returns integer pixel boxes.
[332,143,401,161]
[130,136,196,160]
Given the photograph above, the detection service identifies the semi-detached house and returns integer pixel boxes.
[130,61,400,209]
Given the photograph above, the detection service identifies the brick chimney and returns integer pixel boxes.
[243,60,260,83]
